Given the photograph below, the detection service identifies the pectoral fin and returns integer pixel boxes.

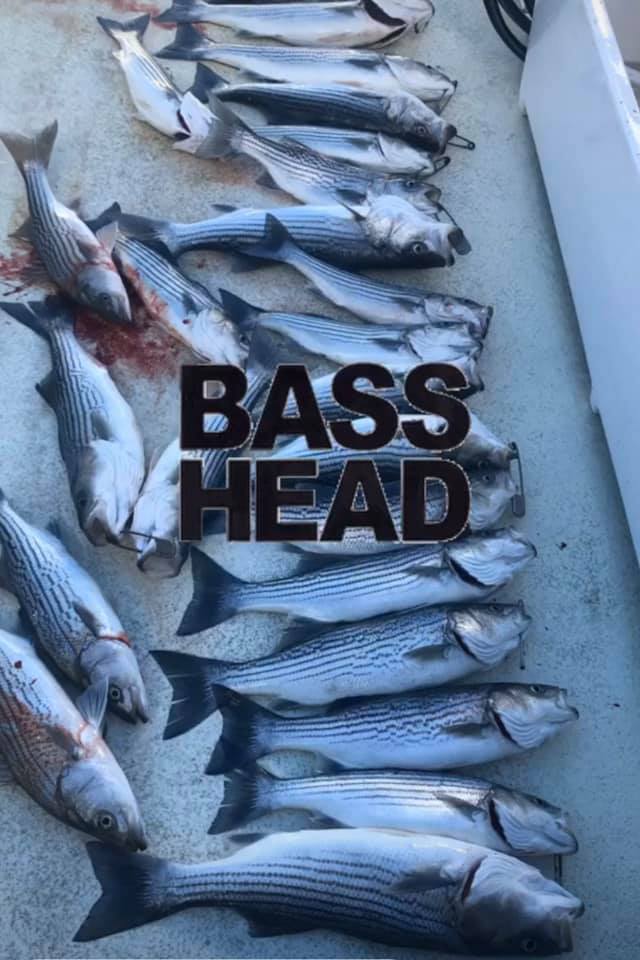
[404,643,452,662]
[72,601,103,638]
[393,868,458,894]
[76,678,109,730]
[35,371,59,409]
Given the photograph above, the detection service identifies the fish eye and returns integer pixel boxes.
[405,178,417,188]
[529,684,542,694]
[521,938,538,954]
[416,124,428,136]
[98,292,112,306]
[109,685,123,703]
[412,242,424,255]
[96,811,116,832]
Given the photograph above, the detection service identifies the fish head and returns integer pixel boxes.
[489,684,578,751]
[468,466,517,529]
[447,602,530,666]
[79,639,149,724]
[74,442,141,544]
[422,295,492,340]
[457,852,583,954]
[192,307,249,366]
[489,785,578,856]
[58,746,147,851]
[362,194,457,265]
[446,529,536,588]
[460,415,514,469]
[376,133,435,175]
[387,94,453,152]
[77,264,132,325]
[386,59,457,111]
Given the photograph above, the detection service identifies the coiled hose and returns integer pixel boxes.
[483,0,534,60]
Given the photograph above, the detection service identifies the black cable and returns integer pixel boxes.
[498,0,531,34]
[482,0,530,60]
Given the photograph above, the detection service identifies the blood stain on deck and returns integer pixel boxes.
[76,302,183,380]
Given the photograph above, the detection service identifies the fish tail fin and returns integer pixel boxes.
[0,120,58,177]
[73,843,174,942]
[154,0,196,25]
[242,214,297,265]
[219,288,263,334]
[206,697,273,775]
[150,649,232,739]
[190,63,228,103]
[1,296,71,339]
[209,765,276,834]
[176,548,244,635]
[96,13,150,44]
[156,22,205,60]
[115,212,178,257]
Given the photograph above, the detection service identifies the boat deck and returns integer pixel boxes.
[0,1,638,957]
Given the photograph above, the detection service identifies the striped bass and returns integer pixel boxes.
[0,628,146,849]
[240,214,491,334]
[154,0,418,48]
[97,15,186,138]
[0,122,130,324]
[0,491,149,723]
[206,682,577,773]
[1,299,145,545]
[157,25,456,107]
[199,71,456,154]
[177,528,536,633]
[211,767,578,856]
[270,412,517,479]
[279,469,517,555]
[111,234,248,365]
[116,198,464,270]
[218,288,482,373]
[152,603,529,735]
[75,830,583,950]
